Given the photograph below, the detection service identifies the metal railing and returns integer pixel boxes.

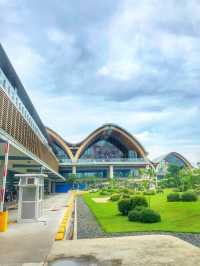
[59,158,146,164]
[78,158,145,163]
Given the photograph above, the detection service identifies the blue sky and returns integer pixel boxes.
[0,0,200,164]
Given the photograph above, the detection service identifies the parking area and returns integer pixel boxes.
[0,193,70,265]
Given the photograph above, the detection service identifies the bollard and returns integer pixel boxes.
[0,211,8,232]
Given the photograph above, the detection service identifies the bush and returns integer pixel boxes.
[140,208,161,223]
[121,193,130,199]
[121,188,129,194]
[128,206,145,222]
[143,190,156,196]
[130,195,148,209]
[99,190,110,196]
[181,191,198,202]
[156,188,164,194]
[128,209,141,221]
[135,191,142,195]
[107,188,116,193]
[110,193,121,201]
[167,192,181,202]
[172,188,181,192]
[118,199,132,215]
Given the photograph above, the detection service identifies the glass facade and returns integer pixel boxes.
[80,139,138,160]
[165,154,186,167]
[114,168,139,178]
[52,142,69,160]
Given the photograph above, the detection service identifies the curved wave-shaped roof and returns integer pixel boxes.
[46,127,74,160]
[74,123,148,160]
[47,124,148,161]
[154,152,192,168]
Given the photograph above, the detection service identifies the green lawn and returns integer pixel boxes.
[82,190,200,233]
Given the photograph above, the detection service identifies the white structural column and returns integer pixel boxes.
[51,182,56,193]
[72,165,76,175]
[0,163,4,210]
[109,165,114,179]
[48,180,52,193]
[0,142,9,212]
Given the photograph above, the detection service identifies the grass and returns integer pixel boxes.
[82,190,200,233]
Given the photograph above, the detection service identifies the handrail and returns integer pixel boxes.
[78,158,145,162]
[59,158,146,164]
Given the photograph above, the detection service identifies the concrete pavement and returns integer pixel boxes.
[0,193,70,265]
[48,235,200,266]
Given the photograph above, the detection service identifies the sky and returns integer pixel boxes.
[0,0,200,165]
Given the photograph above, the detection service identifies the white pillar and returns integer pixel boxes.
[52,182,56,193]
[72,165,76,175]
[48,180,52,193]
[109,165,114,179]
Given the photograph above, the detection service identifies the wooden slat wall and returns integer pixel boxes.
[0,88,58,172]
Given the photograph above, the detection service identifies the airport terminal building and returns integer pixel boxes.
[0,44,192,200]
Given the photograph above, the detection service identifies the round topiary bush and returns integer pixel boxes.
[110,193,121,201]
[99,190,110,196]
[118,199,132,215]
[167,192,181,202]
[181,191,198,202]
[143,190,156,196]
[140,208,161,223]
[172,188,181,192]
[121,188,129,194]
[156,188,164,194]
[121,193,130,199]
[130,195,148,209]
[128,206,145,222]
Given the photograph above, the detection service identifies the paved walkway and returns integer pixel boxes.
[0,193,70,265]
[48,235,200,266]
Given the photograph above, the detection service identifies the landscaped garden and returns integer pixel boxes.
[82,189,200,233]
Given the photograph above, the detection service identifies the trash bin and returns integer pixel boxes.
[0,211,8,232]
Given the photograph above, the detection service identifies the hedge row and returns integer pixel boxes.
[167,191,198,202]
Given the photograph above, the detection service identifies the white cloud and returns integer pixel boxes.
[46,28,75,45]
[0,0,199,164]
[98,61,141,80]
[2,33,46,85]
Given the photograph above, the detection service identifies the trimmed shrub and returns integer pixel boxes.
[140,208,161,223]
[107,188,116,193]
[99,190,110,196]
[172,188,181,192]
[121,188,129,194]
[130,195,148,209]
[118,199,132,215]
[143,190,156,196]
[181,191,198,202]
[167,192,181,202]
[156,188,164,194]
[128,206,145,222]
[135,191,142,195]
[110,193,121,201]
[121,193,130,199]
[128,209,141,222]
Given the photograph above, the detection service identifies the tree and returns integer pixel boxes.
[166,164,182,188]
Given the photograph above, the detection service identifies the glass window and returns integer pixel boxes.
[80,139,125,160]
[165,154,185,167]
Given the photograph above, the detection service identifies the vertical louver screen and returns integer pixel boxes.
[0,88,58,172]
